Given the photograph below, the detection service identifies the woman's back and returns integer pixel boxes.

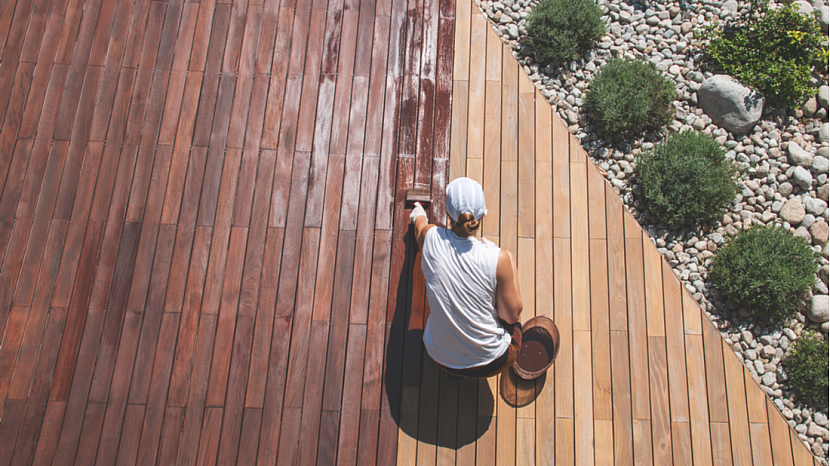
[421,228,510,369]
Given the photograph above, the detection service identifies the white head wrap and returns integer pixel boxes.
[446,177,487,221]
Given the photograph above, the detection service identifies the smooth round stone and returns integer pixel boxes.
[780,198,806,224]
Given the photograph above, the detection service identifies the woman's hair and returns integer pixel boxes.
[450,212,480,237]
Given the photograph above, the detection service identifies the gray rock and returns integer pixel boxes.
[794,0,815,13]
[794,226,812,242]
[815,412,828,427]
[805,197,828,216]
[802,95,819,116]
[820,123,830,144]
[811,221,829,244]
[818,5,829,33]
[698,75,764,134]
[812,156,829,174]
[779,182,794,197]
[789,142,814,167]
[819,85,830,109]
[723,0,739,12]
[808,294,829,323]
[762,372,776,386]
[808,422,827,438]
[780,198,806,224]
[793,166,814,190]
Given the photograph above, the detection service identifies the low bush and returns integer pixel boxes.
[710,225,820,320]
[699,3,828,108]
[636,131,737,226]
[584,59,676,135]
[524,0,606,64]
[783,332,829,407]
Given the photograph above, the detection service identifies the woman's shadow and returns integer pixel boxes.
[383,227,494,449]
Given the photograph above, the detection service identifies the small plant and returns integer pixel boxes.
[584,59,676,135]
[710,226,820,321]
[636,131,737,226]
[783,332,829,407]
[698,3,828,108]
[524,0,606,64]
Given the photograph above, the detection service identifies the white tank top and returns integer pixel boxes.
[421,228,510,369]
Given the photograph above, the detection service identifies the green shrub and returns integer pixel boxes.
[699,3,828,108]
[636,131,737,226]
[783,332,829,406]
[524,0,606,64]
[710,226,820,320]
[584,59,676,135]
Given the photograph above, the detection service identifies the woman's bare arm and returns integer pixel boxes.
[413,215,436,250]
[495,249,523,324]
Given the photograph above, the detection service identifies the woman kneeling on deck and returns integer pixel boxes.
[410,177,524,378]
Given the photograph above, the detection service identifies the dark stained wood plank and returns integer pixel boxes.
[260,7,295,150]
[244,227,284,407]
[155,407,184,465]
[216,315,255,464]
[309,156,346,319]
[296,319,332,465]
[198,149,243,316]
[92,309,144,465]
[114,404,145,466]
[254,317,291,464]
[205,227,248,406]
[273,152,312,314]
[15,64,69,218]
[69,402,106,466]
[0,307,28,401]
[282,228,322,407]
[166,226,211,405]
[0,400,25,466]
[236,408,262,465]
[333,324,367,465]
[30,401,65,465]
[175,313,218,465]
[195,407,223,466]
[134,311,181,466]
[157,3,199,143]
[349,156,380,321]
[7,222,67,400]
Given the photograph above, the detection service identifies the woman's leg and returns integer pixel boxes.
[440,322,523,378]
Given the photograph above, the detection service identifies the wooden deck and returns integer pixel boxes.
[0,0,820,464]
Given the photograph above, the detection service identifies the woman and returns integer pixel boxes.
[409,177,524,378]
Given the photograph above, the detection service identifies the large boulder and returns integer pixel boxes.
[698,75,764,134]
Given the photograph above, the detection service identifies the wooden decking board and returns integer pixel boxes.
[0,0,818,464]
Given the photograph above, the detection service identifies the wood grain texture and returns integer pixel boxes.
[0,0,812,464]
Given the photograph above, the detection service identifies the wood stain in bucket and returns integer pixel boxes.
[515,328,554,374]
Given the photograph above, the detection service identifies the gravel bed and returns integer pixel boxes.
[475,0,830,461]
